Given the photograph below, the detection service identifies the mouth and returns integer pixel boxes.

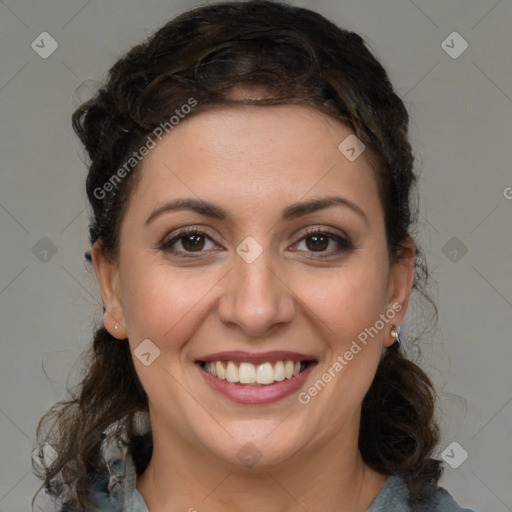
[195,351,318,404]
[199,359,313,385]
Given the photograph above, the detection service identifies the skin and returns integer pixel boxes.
[93,104,415,512]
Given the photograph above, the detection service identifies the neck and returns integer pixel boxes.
[136,415,386,512]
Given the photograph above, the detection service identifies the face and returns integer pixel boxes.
[93,104,414,469]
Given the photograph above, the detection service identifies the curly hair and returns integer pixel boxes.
[32,1,442,509]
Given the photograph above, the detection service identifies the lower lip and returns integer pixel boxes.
[197,363,316,404]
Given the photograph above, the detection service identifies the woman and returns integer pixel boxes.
[33,1,476,511]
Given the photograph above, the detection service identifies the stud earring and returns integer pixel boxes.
[114,323,119,331]
[390,325,401,351]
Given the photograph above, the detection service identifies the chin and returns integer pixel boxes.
[196,418,315,470]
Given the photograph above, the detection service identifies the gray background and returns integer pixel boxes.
[0,1,511,511]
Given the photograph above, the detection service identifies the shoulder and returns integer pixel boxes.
[85,414,151,511]
[367,474,477,512]
[88,447,148,512]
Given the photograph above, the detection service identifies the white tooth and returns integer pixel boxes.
[285,360,294,379]
[273,361,286,381]
[216,361,225,380]
[256,362,275,384]
[226,361,239,383]
[239,362,257,384]
[293,361,301,377]
[209,361,217,377]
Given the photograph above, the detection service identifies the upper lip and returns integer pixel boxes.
[196,351,317,364]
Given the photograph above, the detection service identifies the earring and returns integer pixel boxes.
[114,323,119,331]
[390,325,401,351]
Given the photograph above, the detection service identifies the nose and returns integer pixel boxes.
[217,250,296,338]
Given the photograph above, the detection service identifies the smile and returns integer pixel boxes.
[196,351,318,404]
[201,360,311,385]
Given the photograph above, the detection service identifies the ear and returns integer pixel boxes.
[383,238,416,347]
[91,241,127,339]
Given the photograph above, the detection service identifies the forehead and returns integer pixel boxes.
[125,104,381,223]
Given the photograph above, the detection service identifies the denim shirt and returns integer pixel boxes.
[86,446,477,512]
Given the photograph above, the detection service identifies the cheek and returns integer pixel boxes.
[120,262,218,349]
[295,260,390,343]
[295,270,389,422]
[121,249,390,348]
[119,264,217,412]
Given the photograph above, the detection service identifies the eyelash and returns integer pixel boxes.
[158,226,354,259]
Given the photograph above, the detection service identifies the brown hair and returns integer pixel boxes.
[33,1,442,509]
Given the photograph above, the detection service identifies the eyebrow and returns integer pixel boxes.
[145,195,369,227]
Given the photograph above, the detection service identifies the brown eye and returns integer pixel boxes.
[181,232,206,251]
[293,228,354,258]
[305,233,330,252]
[159,228,220,257]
